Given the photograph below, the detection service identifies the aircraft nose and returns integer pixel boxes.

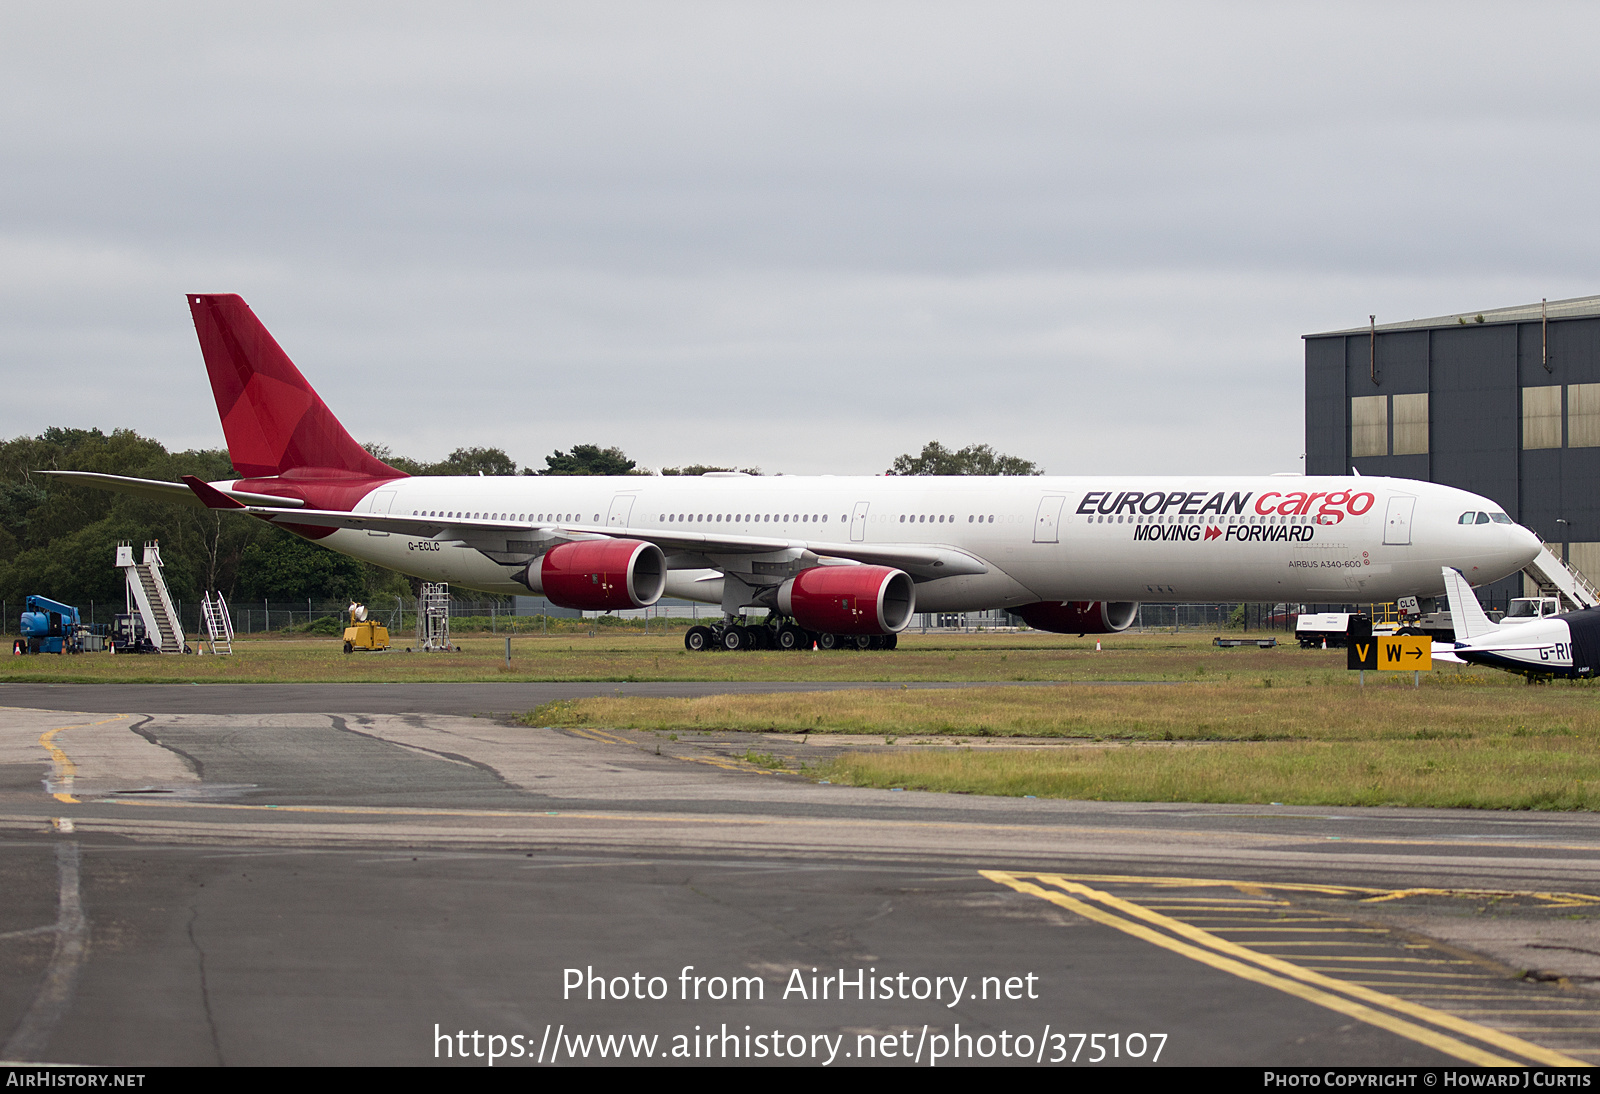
[1510,524,1542,566]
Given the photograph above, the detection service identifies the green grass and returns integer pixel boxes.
[525,680,1594,740]
[520,667,1600,810]
[818,739,1600,810]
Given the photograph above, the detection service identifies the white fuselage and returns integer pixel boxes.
[243,470,1542,607]
[253,473,1541,610]
[1451,618,1579,675]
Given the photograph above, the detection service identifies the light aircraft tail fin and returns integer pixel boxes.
[1441,566,1497,640]
[187,294,401,480]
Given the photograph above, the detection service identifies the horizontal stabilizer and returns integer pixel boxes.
[35,470,306,508]
[181,475,247,510]
[1441,566,1496,640]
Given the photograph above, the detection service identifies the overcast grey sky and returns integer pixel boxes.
[4,2,1599,475]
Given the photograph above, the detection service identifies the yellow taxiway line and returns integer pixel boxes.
[37,715,129,804]
[985,870,1590,1068]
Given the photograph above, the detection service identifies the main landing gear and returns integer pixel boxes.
[683,620,898,652]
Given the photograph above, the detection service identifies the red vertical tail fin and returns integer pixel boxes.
[187,294,401,480]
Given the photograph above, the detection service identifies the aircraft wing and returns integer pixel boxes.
[35,470,307,509]
[231,505,989,578]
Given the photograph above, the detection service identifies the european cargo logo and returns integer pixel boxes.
[1254,490,1375,525]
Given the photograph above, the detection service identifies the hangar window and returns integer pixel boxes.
[1568,542,1600,588]
[1523,385,1562,449]
[1392,393,1429,455]
[1569,383,1600,448]
[1350,395,1388,457]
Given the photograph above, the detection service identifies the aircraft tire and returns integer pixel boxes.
[817,632,839,651]
[722,627,746,652]
[775,625,802,651]
[882,633,897,650]
[685,626,712,652]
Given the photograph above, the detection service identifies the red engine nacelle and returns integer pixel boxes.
[776,565,915,635]
[1014,600,1139,635]
[530,539,667,611]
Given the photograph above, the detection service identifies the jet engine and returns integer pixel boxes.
[525,539,667,611]
[1014,600,1139,635]
[776,565,915,635]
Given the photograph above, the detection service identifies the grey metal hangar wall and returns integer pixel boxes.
[1305,295,1600,608]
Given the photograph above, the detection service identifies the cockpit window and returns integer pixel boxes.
[1458,512,1475,524]
[1490,512,1513,524]
[1476,512,1491,524]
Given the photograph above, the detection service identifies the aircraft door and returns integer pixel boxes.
[1034,496,1066,544]
[850,501,869,542]
[365,490,396,536]
[607,495,636,528]
[1383,495,1416,546]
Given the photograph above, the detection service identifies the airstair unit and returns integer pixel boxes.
[201,592,234,655]
[1524,546,1600,611]
[116,541,185,653]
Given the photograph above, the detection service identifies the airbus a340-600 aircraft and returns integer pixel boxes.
[46,295,1543,652]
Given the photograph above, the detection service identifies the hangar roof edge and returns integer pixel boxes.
[1304,293,1600,338]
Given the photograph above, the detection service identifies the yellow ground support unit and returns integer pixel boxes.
[342,603,389,653]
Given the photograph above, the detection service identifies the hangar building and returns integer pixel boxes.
[1305,295,1600,610]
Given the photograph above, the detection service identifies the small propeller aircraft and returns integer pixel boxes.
[1435,566,1600,678]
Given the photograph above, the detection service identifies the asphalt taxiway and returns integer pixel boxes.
[2,689,1598,1067]
[0,680,1170,716]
